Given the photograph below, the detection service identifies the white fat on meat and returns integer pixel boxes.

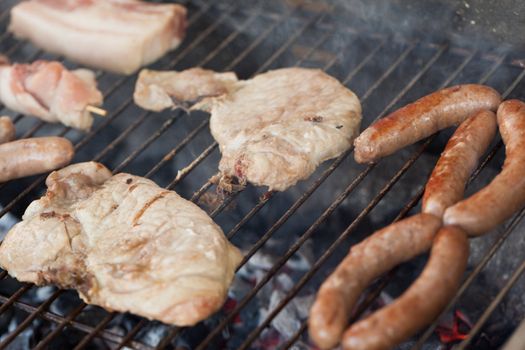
[9,0,187,75]
[0,60,103,130]
[0,162,242,326]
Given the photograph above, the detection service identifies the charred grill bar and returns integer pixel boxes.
[0,0,524,349]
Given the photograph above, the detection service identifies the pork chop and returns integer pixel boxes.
[134,67,362,191]
[0,162,242,326]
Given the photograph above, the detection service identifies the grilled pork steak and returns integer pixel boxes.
[0,162,242,326]
[134,67,362,191]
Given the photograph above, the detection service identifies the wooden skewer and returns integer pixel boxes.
[86,105,107,117]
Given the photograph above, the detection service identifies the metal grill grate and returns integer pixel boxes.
[0,0,524,349]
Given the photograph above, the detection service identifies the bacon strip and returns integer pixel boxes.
[0,60,103,130]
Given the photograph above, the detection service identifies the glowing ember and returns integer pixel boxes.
[435,310,473,344]
[223,298,242,325]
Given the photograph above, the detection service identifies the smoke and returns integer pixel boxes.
[333,0,524,49]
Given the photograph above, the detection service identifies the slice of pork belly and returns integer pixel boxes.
[9,0,187,75]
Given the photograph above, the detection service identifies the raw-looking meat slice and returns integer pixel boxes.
[0,60,103,130]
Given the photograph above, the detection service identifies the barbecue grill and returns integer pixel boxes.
[0,0,525,349]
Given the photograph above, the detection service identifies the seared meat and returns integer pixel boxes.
[134,68,239,111]
[0,60,103,130]
[0,162,242,326]
[134,67,362,191]
[209,68,361,191]
[9,0,187,75]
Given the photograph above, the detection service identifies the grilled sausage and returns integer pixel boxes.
[444,100,525,236]
[354,84,501,164]
[0,116,15,144]
[342,226,469,350]
[422,110,497,218]
[308,213,442,349]
[0,137,74,183]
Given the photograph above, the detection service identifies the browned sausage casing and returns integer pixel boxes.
[342,226,469,350]
[354,84,501,164]
[422,110,497,218]
[0,137,74,183]
[0,116,15,144]
[308,214,442,349]
[444,99,525,236]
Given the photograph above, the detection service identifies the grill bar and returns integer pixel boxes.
[0,295,152,350]
[115,319,148,350]
[0,289,62,348]
[73,312,120,350]
[33,302,87,350]
[282,322,307,350]
[144,119,209,179]
[0,284,30,315]
[457,232,525,349]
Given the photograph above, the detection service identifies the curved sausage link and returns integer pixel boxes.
[308,213,442,349]
[422,110,497,218]
[0,136,74,183]
[354,84,501,164]
[444,100,525,236]
[0,116,15,144]
[342,226,469,350]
